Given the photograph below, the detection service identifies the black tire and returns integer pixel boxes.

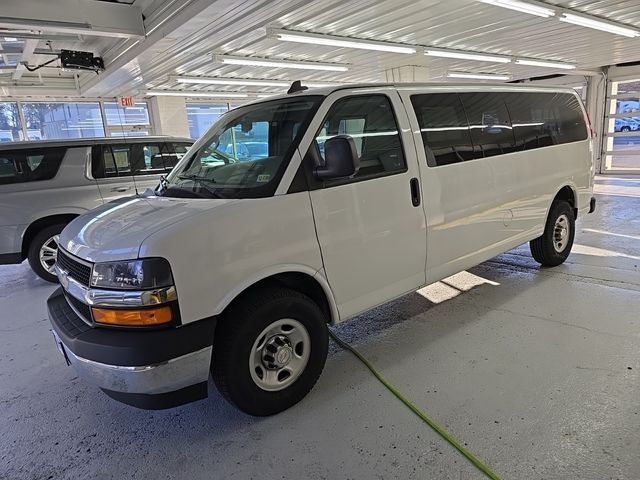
[530,200,575,267]
[27,224,65,283]
[621,126,631,132]
[212,287,329,416]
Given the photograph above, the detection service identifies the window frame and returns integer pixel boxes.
[303,93,409,190]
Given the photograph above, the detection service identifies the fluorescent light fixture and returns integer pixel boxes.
[173,76,342,88]
[515,58,576,69]
[559,13,640,38]
[216,55,349,72]
[447,71,511,81]
[146,90,249,98]
[271,28,416,54]
[478,0,555,18]
[174,76,289,87]
[425,49,511,64]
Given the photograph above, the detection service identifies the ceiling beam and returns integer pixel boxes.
[12,38,37,80]
[0,0,144,39]
[79,0,213,96]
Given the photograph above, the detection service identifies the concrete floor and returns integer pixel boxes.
[1,176,639,480]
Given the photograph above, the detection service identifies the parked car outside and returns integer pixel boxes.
[0,136,193,281]
[614,117,640,132]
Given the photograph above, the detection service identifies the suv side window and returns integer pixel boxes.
[0,147,65,184]
[167,142,191,170]
[411,93,474,167]
[314,95,406,181]
[92,144,137,178]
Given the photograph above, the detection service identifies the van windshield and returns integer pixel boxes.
[160,96,321,199]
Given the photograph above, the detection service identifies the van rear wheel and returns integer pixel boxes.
[530,200,575,267]
[212,287,328,416]
[27,224,65,283]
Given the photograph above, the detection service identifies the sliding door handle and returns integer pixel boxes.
[410,177,421,207]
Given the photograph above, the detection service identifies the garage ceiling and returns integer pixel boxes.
[2,0,640,98]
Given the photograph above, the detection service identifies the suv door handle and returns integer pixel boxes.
[410,177,421,207]
[111,186,130,192]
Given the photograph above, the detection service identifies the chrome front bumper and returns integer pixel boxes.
[51,328,211,395]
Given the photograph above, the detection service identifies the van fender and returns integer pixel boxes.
[542,183,579,228]
[213,264,340,324]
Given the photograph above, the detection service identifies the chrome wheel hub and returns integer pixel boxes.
[553,214,570,253]
[39,234,60,274]
[250,318,310,392]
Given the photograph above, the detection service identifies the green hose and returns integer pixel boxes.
[328,327,502,480]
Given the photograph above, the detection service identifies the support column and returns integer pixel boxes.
[585,70,608,173]
[148,95,190,138]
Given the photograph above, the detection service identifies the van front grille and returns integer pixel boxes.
[57,249,92,287]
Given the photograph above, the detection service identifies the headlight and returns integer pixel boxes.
[91,258,173,290]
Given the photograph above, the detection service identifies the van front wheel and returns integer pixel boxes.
[530,200,575,267]
[212,287,328,416]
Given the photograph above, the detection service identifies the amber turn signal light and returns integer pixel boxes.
[92,306,173,326]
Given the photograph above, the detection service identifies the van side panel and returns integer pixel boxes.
[399,87,593,284]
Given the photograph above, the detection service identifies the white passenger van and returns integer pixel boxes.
[47,83,595,415]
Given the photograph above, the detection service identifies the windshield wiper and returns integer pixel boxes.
[177,174,219,196]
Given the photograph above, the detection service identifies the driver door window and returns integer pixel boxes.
[314,95,406,182]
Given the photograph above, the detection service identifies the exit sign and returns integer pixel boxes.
[118,96,135,108]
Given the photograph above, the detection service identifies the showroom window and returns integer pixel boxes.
[103,102,151,137]
[0,102,23,142]
[22,103,104,140]
[186,103,229,139]
[604,79,640,172]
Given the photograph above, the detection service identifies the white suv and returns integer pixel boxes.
[47,84,595,415]
[0,136,192,281]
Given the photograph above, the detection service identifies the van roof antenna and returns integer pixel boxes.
[287,80,308,94]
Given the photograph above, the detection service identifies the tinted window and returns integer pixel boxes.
[315,95,406,179]
[411,93,474,166]
[169,143,191,169]
[0,147,65,184]
[92,144,131,178]
[459,92,516,158]
[504,92,587,149]
[136,143,173,175]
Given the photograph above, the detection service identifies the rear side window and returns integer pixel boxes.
[93,143,187,178]
[315,95,406,180]
[504,92,587,149]
[92,144,132,178]
[458,92,516,158]
[0,147,65,184]
[411,93,474,166]
[168,142,191,169]
[411,91,588,167]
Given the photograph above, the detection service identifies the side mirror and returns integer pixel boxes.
[314,135,360,179]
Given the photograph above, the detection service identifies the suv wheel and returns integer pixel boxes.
[27,224,65,283]
[212,287,328,416]
[530,200,575,267]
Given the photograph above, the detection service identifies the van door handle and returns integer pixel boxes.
[410,177,421,207]
[110,186,129,192]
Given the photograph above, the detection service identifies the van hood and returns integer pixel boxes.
[60,195,236,263]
